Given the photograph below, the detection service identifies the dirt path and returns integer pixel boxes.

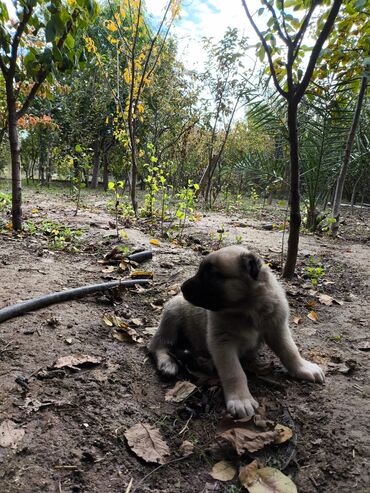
[0,187,369,493]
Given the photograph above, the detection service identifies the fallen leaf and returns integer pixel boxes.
[165,381,197,403]
[210,460,236,481]
[124,423,170,464]
[274,424,293,444]
[318,294,333,306]
[102,314,114,327]
[112,327,143,344]
[292,316,302,325]
[333,298,344,306]
[239,460,260,487]
[179,440,194,457]
[243,466,297,493]
[217,415,276,455]
[150,239,161,246]
[0,420,25,448]
[305,300,317,309]
[130,318,142,327]
[65,337,73,345]
[53,354,102,370]
[307,311,319,323]
[131,270,153,279]
[143,326,157,336]
[358,341,370,351]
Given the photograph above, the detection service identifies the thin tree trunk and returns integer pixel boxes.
[103,154,109,191]
[7,92,22,231]
[283,101,300,279]
[90,140,100,189]
[331,76,368,235]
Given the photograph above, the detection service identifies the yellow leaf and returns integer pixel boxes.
[106,20,118,32]
[307,311,319,323]
[149,239,160,246]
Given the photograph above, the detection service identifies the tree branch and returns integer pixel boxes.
[295,0,343,102]
[241,0,287,99]
[9,5,34,78]
[262,0,289,45]
[16,9,80,120]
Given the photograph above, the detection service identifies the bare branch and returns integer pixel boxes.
[241,0,287,99]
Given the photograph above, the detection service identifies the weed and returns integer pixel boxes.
[24,220,83,252]
[304,257,325,286]
[0,192,11,211]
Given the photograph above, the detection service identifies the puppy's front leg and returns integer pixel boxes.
[264,324,325,383]
[209,341,259,418]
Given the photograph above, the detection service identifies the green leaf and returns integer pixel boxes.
[45,20,57,42]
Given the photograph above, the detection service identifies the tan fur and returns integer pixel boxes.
[149,245,324,418]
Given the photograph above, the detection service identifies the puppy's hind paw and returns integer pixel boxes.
[226,396,259,418]
[291,359,325,383]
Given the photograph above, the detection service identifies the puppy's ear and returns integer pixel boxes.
[241,252,262,280]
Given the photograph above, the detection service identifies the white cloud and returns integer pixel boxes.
[146,0,262,70]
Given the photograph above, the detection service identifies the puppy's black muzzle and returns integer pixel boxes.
[181,278,221,311]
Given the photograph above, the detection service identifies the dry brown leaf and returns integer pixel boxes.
[130,318,142,327]
[305,300,317,309]
[274,424,293,444]
[292,316,302,325]
[112,326,143,344]
[209,460,236,481]
[358,341,370,351]
[217,415,276,455]
[53,354,102,369]
[0,420,25,448]
[239,460,260,487]
[102,314,114,327]
[143,326,157,336]
[124,423,170,464]
[307,311,319,323]
[165,381,197,403]
[333,298,344,306]
[318,294,333,306]
[131,270,153,279]
[244,466,297,493]
[179,440,194,457]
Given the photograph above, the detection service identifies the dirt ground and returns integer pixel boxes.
[0,184,369,493]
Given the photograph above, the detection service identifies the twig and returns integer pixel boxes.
[131,457,187,493]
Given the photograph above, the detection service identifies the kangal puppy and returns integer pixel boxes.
[149,246,324,418]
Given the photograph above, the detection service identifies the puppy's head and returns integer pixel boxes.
[181,245,263,311]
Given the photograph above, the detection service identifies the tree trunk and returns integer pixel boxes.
[283,101,300,279]
[102,154,109,191]
[90,140,100,189]
[331,76,368,235]
[7,94,22,231]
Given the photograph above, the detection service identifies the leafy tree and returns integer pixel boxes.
[86,0,181,214]
[198,28,250,204]
[242,0,342,278]
[0,0,98,230]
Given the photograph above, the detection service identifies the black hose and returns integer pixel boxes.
[0,279,151,324]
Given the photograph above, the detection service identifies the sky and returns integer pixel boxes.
[146,0,261,70]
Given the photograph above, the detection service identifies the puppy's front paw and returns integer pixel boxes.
[290,359,325,383]
[226,396,259,418]
[158,359,179,377]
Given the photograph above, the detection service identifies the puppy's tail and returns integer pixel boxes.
[149,307,180,377]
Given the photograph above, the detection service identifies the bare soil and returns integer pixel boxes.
[0,185,369,493]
